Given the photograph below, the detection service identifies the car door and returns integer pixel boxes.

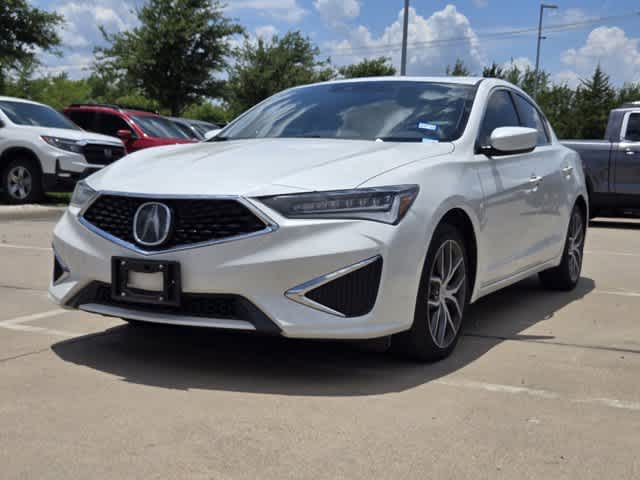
[474,89,544,286]
[95,113,138,151]
[512,93,567,263]
[614,112,640,196]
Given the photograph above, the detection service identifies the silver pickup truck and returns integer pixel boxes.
[562,102,640,217]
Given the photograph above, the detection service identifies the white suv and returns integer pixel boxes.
[0,96,125,204]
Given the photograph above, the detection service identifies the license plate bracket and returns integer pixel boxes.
[111,257,181,307]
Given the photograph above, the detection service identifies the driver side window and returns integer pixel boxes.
[478,90,520,147]
[626,113,640,142]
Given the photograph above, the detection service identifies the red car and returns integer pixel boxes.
[63,104,196,153]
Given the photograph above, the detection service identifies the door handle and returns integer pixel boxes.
[625,149,635,156]
[529,175,543,184]
[562,165,574,175]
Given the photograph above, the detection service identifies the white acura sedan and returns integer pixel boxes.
[49,77,587,360]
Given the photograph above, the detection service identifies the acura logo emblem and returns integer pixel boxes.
[133,202,172,246]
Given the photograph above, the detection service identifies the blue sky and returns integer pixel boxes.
[35,0,640,87]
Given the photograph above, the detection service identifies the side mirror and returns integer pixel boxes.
[116,129,133,142]
[204,129,222,141]
[484,127,538,156]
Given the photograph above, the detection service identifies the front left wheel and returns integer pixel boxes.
[1,157,43,204]
[392,223,469,362]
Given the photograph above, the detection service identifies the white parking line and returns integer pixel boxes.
[0,243,51,251]
[0,309,80,337]
[436,379,640,412]
[594,289,640,298]
[585,250,640,258]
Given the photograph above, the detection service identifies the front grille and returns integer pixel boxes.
[68,282,281,334]
[306,257,383,317]
[83,144,126,166]
[82,195,268,250]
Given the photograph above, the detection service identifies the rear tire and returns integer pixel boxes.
[539,205,585,291]
[392,223,469,362]
[1,157,43,204]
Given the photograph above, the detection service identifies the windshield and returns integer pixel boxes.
[0,100,80,130]
[131,115,191,139]
[219,81,476,142]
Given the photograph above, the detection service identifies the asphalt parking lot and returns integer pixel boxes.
[1,212,639,479]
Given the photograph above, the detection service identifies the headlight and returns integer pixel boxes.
[70,181,96,208]
[259,185,419,225]
[41,136,83,153]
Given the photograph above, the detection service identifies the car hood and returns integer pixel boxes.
[87,138,454,196]
[18,125,123,146]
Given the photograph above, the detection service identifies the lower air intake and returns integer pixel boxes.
[306,257,383,317]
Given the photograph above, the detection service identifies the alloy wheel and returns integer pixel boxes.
[427,239,466,349]
[7,166,33,200]
[567,210,584,282]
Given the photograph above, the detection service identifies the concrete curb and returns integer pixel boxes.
[0,204,67,221]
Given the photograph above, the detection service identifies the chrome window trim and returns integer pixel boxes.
[285,255,382,317]
[78,190,279,256]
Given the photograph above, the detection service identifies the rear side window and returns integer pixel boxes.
[626,113,640,142]
[96,113,133,137]
[513,94,550,145]
[66,110,95,131]
[478,90,520,147]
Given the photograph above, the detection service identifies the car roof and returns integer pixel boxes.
[297,76,486,90]
[65,104,159,116]
[0,96,47,106]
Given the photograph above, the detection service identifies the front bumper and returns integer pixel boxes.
[49,202,425,339]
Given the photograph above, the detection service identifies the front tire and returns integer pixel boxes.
[539,205,585,291]
[392,223,469,362]
[1,157,43,204]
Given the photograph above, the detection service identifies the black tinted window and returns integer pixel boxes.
[66,111,95,130]
[514,94,549,145]
[221,81,476,142]
[626,114,640,142]
[96,113,132,137]
[479,90,520,146]
[131,115,190,139]
[0,100,79,130]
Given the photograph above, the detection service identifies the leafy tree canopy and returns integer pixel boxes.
[338,57,396,78]
[226,31,334,116]
[0,0,63,90]
[446,59,471,76]
[94,0,242,115]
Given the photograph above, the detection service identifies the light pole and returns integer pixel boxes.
[400,0,410,75]
[534,3,558,99]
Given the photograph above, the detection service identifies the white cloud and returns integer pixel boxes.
[502,56,533,72]
[228,0,308,24]
[472,0,488,7]
[38,53,94,79]
[254,25,279,41]
[553,70,581,89]
[548,8,589,26]
[326,5,484,75]
[56,1,137,50]
[314,0,360,27]
[561,26,640,85]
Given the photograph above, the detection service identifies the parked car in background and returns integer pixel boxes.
[168,117,219,141]
[0,96,125,204]
[50,77,587,361]
[562,102,640,217]
[64,104,195,153]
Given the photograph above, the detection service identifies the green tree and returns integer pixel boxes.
[537,84,577,139]
[446,59,471,76]
[574,65,616,139]
[339,57,396,78]
[482,62,505,79]
[182,102,232,124]
[226,31,334,116]
[617,82,640,106]
[94,0,242,115]
[0,0,63,91]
